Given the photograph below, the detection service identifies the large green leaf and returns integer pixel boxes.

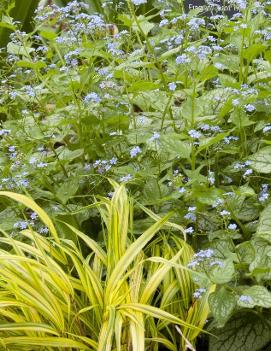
[132,15,155,36]
[249,146,271,174]
[142,179,170,205]
[209,259,235,284]
[180,96,203,121]
[238,286,271,308]
[249,238,271,281]
[256,203,271,242]
[131,90,168,112]
[209,287,236,327]
[56,178,80,205]
[243,44,266,63]
[236,241,255,264]
[209,312,271,351]
[128,81,159,93]
[57,148,84,162]
[160,133,191,159]
[213,54,240,72]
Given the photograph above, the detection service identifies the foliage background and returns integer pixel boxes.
[0,0,271,350]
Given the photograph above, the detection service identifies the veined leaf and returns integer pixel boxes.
[256,203,271,243]
[160,133,191,159]
[238,286,271,308]
[249,146,271,174]
[209,258,235,284]
[209,312,271,351]
[209,287,236,327]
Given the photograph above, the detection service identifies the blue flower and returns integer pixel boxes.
[193,288,206,299]
[130,146,141,158]
[259,184,269,202]
[239,295,252,304]
[29,212,37,221]
[0,129,10,136]
[184,212,196,221]
[39,227,49,234]
[36,162,47,168]
[188,206,196,212]
[220,210,230,216]
[199,124,210,131]
[8,146,16,152]
[84,164,91,171]
[18,179,29,187]
[224,136,239,144]
[9,91,18,99]
[243,168,253,177]
[244,104,256,112]
[109,157,118,165]
[149,132,160,142]
[176,54,190,64]
[263,124,271,133]
[178,187,186,194]
[24,85,35,97]
[214,63,224,70]
[185,226,194,234]
[168,82,176,91]
[119,174,133,182]
[195,248,214,259]
[131,0,147,4]
[188,130,202,139]
[228,223,237,230]
[233,0,247,10]
[29,156,37,165]
[84,92,101,103]
[208,171,215,185]
[212,198,224,208]
[188,18,205,31]
[159,19,169,27]
[14,221,28,230]
[107,42,123,56]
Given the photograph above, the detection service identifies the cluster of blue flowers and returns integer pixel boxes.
[92,158,118,174]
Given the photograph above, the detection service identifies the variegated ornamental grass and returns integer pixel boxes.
[0,183,210,350]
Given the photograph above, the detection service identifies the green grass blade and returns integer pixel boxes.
[1,336,90,349]
[61,222,107,265]
[118,303,201,331]
[0,323,59,335]
[105,212,173,301]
